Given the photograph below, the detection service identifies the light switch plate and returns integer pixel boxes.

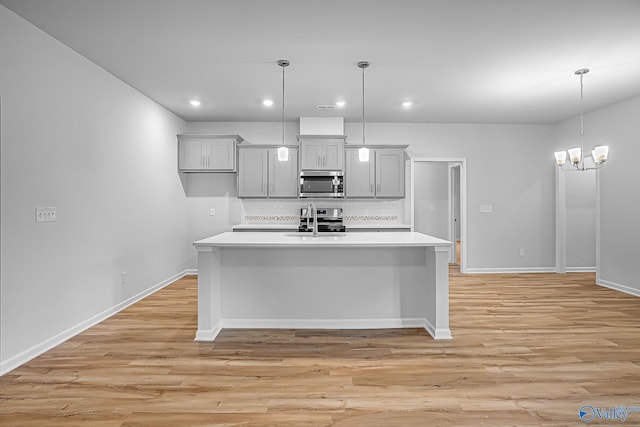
[209,208,216,216]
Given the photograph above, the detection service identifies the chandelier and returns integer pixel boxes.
[554,68,609,171]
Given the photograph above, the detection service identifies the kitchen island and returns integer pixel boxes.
[193,231,452,341]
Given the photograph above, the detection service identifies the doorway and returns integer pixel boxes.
[411,158,467,273]
[450,163,462,265]
[555,167,598,274]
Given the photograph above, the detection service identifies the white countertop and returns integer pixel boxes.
[232,224,298,230]
[194,231,451,249]
[346,224,412,229]
[231,223,412,231]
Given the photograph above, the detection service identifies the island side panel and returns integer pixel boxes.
[195,247,222,341]
[218,246,429,328]
[424,246,452,339]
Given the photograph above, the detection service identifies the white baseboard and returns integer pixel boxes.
[465,267,556,274]
[194,322,222,341]
[0,270,192,377]
[598,279,640,298]
[194,318,452,341]
[220,318,427,330]
[424,318,453,340]
[566,266,597,272]
[184,268,198,275]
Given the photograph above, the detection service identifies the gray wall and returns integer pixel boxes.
[0,7,190,372]
[555,95,640,294]
[413,162,449,240]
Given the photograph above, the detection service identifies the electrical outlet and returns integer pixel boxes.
[121,271,127,284]
[520,248,525,256]
[209,208,216,216]
[35,207,57,223]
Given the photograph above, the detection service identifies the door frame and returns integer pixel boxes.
[449,162,462,264]
[555,166,600,274]
[410,158,468,273]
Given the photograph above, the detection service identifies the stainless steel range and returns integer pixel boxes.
[298,206,346,233]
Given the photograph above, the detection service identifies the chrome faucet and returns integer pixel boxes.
[306,201,318,236]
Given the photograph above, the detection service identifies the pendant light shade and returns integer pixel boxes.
[358,61,370,162]
[554,68,609,171]
[554,150,567,166]
[568,147,582,165]
[277,146,289,161]
[277,59,289,161]
[358,146,370,162]
[592,145,609,164]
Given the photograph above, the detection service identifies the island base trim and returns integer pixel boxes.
[424,318,453,340]
[194,322,222,341]
[222,318,426,330]
[194,318,452,341]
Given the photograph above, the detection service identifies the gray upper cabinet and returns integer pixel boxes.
[375,149,405,198]
[345,148,375,197]
[178,134,242,172]
[298,135,344,170]
[268,148,299,198]
[238,146,298,198]
[345,147,406,198]
[237,148,268,197]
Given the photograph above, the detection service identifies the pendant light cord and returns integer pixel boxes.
[362,65,365,145]
[358,61,369,146]
[574,68,589,170]
[580,71,584,141]
[277,60,289,145]
[282,63,285,145]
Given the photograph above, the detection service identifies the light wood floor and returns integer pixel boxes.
[2,268,640,426]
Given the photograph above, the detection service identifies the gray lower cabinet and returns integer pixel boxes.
[346,147,406,198]
[238,146,298,198]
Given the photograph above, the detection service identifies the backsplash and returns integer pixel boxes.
[241,199,406,225]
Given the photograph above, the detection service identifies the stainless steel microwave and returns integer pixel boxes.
[299,171,344,198]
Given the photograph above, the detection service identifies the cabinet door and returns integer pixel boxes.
[323,140,344,170]
[269,148,299,198]
[178,139,205,170]
[345,149,375,197]
[238,149,268,197]
[300,141,321,169]
[375,149,405,198]
[207,139,235,171]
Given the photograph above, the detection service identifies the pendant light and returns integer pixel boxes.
[358,61,370,162]
[554,68,609,171]
[277,59,290,161]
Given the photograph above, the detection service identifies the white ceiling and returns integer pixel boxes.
[2,0,640,124]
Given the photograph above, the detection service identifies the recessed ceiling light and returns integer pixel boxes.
[189,99,202,107]
[335,101,346,108]
[402,101,413,108]
[263,99,274,107]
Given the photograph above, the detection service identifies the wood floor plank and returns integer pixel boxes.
[1,270,640,426]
